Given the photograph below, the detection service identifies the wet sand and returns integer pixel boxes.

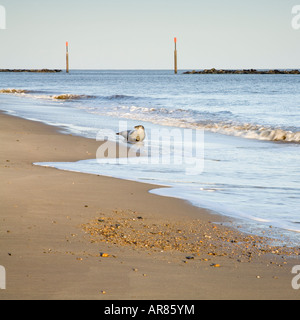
[0,112,299,300]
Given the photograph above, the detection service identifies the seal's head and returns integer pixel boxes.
[134,125,145,130]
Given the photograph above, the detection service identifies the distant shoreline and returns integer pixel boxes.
[0,69,62,73]
[183,68,300,74]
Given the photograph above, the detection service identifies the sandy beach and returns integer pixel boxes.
[0,112,299,300]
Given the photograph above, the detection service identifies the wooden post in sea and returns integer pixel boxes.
[174,37,178,74]
[66,41,69,73]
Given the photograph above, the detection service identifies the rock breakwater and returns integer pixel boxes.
[183,68,300,75]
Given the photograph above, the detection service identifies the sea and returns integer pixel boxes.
[0,70,299,246]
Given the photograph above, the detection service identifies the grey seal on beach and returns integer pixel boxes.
[116,125,146,143]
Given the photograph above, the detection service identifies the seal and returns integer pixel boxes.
[116,125,145,143]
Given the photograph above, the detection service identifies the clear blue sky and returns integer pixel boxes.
[0,0,300,69]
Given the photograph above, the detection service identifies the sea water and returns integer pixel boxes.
[0,70,299,245]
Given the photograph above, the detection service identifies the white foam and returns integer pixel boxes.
[86,105,300,143]
[6,88,296,143]
[207,124,300,143]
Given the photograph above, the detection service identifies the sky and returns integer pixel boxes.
[0,0,300,69]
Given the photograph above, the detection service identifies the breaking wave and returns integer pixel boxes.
[52,93,138,101]
[88,104,300,143]
[0,88,32,94]
[2,88,299,143]
[52,94,95,100]
[202,123,300,143]
[0,89,95,101]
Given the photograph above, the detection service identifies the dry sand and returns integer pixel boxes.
[0,112,299,300]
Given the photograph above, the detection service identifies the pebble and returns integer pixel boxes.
[210,263,221,267]
[81,209,299,266]
[100,253,110,258]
